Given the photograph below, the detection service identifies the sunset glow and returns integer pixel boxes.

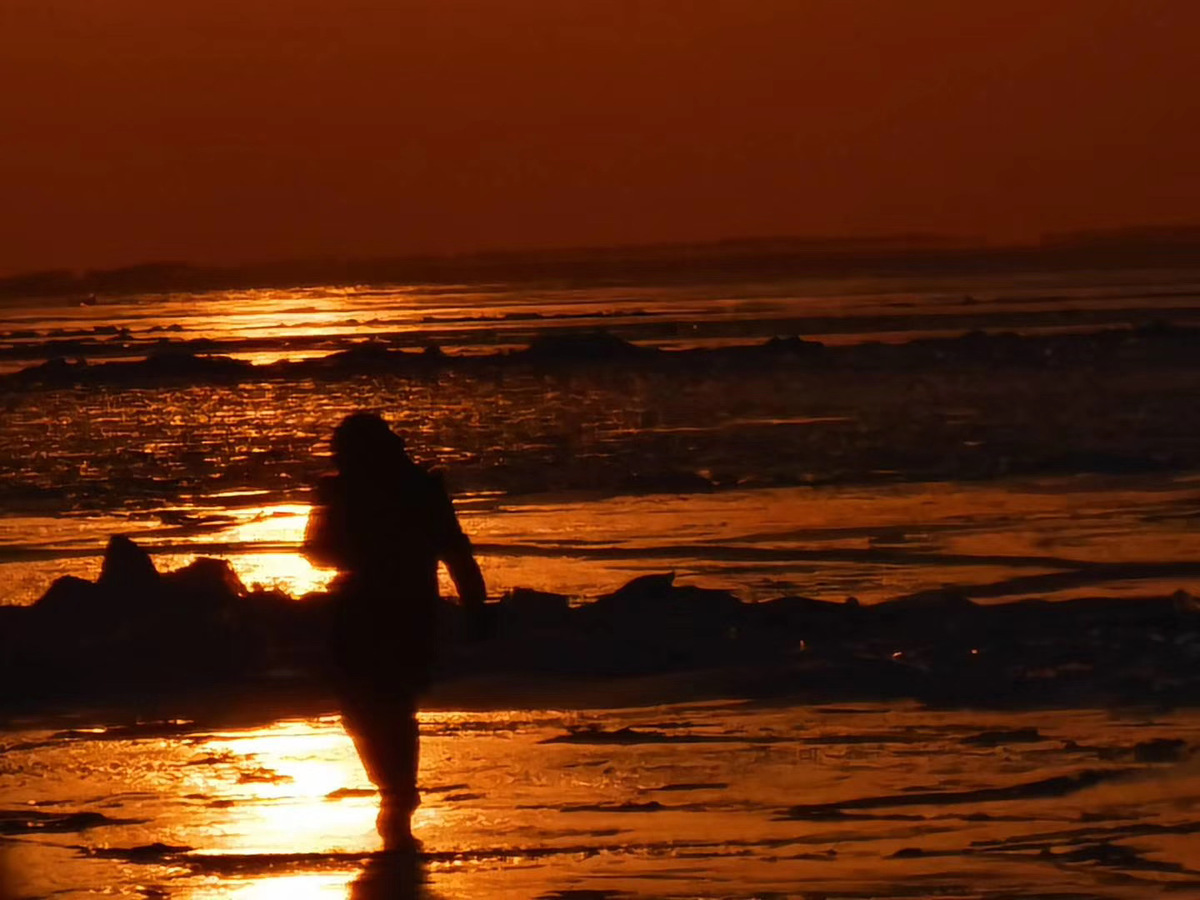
[2,1,1199,273]
[3,2,1200,897]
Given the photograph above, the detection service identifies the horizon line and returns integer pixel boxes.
[4,223,1200,295]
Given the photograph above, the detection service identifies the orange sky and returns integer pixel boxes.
[1,0,1197,274]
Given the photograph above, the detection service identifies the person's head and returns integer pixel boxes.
[331,412,407,474]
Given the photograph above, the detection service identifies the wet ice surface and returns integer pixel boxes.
[3,703,1200,898]
[4,476,1200,608]
[3,273,1200,895]
[3,270,1200,608]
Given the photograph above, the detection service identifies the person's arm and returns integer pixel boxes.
[430,473,491,635]
[443,532,488,613]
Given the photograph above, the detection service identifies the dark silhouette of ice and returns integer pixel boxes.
[3,531,1200,720]
[6,323,1200,392]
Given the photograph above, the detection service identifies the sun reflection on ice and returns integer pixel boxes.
[225,504,317,545]
[223,873,357,899]
[234,551,336,598]
[191,720,380,857]
[199,504,337,597]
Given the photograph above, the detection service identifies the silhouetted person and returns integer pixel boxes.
[304,412,488,851]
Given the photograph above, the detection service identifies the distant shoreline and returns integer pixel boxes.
[5,226,1200,301]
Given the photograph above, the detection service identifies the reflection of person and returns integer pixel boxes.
[350,850,424,899]
[304,412,488,850]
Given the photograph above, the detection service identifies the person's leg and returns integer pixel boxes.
[342,693,420,849]
[376,701,420,849]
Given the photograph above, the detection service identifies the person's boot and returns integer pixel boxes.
[377,790,420,853]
